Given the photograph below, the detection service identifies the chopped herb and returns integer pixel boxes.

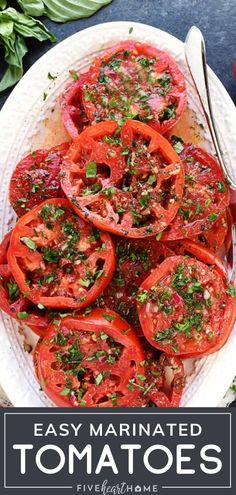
[20,237,36,251]
[217,181,226,193]
[225,285,236,297]
[136,289,148,304]
[79,278,91,288]
[7,281,19,301]
[95,373,104,386]
[103,313,115,321]
[60,387,71,396]
[156,232,163,241]
[207,212,218,222]
[129,27,133,34]
[147,175,156,185]
[17,311,29,319]
[86,161,97,178]
[173,140,184,154]
[48,72,57,80]
[71,72,79,80]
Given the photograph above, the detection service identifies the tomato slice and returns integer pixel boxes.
[96,236,174,335]
[137,255,236,357]
[142,353,185,407]
[9,143,69,217]
[61,120,184,238]
[165,239,227,279]
[82,40,186,133]
[162,143,230,240]
[59,72,89,139]
[191,210,228,251]
[0,231,50,336]
[36,309,145,407]
[8,198,115,309]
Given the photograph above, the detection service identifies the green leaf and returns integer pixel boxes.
[42,0,112,23]
[86,161,97,178]
[0,0,7,10]
[20,236,37,251]
[17,0,45,17]
[0,8,56,92]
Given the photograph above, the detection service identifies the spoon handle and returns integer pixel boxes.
[185,26,236,190]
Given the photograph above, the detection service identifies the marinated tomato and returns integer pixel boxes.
[96,236,174,334]
[162,142,230,240]
[9,143,69,217]
[61,120,184,238]
[0,231,50,336]
[36,310,145,407]
[82,41,186,133]
[59,72,89,139]
[137,255,236,357]
[8,198,115,309]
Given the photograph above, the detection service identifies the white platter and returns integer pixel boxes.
[0,21,236,408]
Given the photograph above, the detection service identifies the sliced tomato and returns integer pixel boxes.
[165,239,227,278]
[191,210,228,251]
[36,309,145,407]
[9,143,69,217]
[137,255,236,357]
[61,120,184,238]
[142,353,185,407]
[162,143,230,240]
[82,41,186,133]
[8,198,115,309]
[59,72,89,139]
[96,236,174,335]
[0,231,50,336]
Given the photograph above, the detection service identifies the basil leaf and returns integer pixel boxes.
[0,0,7,9]
[17,0,45,17]
[20,0,113,23]
[0,8,55,92]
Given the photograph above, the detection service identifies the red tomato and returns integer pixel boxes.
[0,231,50,336]
[9,143,69,217]
[143,353,185,407]
[59,72,89,139]
[165,239,227,279]
[96,236,174,335]
[191,211,228,251]
[162,143,230,240]
[137,255,236,357]
[61,120,184,238]
[36,310,145,407]
[82,41,186,133]
[8,198,115,309]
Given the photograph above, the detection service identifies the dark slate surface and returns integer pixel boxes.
[0,0,236,108]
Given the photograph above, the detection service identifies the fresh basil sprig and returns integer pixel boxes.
[18,0,112,22]
[0,0,113,92]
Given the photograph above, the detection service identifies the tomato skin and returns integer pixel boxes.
[59,72,89,139]
[37,309,145,407]
[0,231,50,336]
[165,239,227,279]
[8,198,115,309]
[137,255,236,357]
[162,144,230,240]
[9,143,69,217]
[191,210,228,252]
[83,40,186,133]
[61,120,184,238]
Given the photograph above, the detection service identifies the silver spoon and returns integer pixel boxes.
[185,26,236,281]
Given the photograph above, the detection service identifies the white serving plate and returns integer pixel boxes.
[0,21,235,408]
